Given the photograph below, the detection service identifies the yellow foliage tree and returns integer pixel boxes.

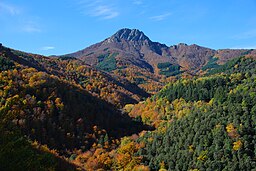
[233,140,242,151]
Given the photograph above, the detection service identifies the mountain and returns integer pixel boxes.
[66,28,256,71]
[67,28,166,69]
[65,28,256,92]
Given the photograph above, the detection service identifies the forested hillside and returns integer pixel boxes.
[137,75,256,170]
[1,45,149,107]
[0,41,255,171]
[123,56,256,170]
[56,56,256,171]
[0,44,150,170]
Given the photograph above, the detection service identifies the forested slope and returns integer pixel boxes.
[0,41,255,170]
[1,44,149,107]
[0,44,150,170]
[137,75,256,170]
[124,56,256,170]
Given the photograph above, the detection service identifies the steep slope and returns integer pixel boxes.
[0,44,152,170]
[66,29,172,93]
[122,57,256,170]
[67,29,170,71]
[0,44,149,107]
[139,75,256,170]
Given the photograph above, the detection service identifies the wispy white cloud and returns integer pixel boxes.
[233,30,256,39]
[92,5,119,19]
[0,2,21,15]
[133,0,143,5]
[41,46,55,51]
[150,12,171,21]
[77,0,119,19]
[22,22,41,33]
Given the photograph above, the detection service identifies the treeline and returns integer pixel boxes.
[206,56,256,75]
[157,73,245,103]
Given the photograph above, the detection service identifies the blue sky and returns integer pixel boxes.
[0,0,256,56]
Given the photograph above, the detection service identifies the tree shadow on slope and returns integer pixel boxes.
[21,75,153,154]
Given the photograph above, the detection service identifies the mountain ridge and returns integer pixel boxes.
[65,28,255,69]
[64,28,255,93]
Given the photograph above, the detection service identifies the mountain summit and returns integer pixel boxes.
[108,28,150,42]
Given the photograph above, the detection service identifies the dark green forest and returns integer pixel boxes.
[137,72,256,170]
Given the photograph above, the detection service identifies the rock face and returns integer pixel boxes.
[65,28,255,74]
[108,28,150,42]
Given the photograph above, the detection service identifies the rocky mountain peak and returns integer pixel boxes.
[107,28,150,42]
